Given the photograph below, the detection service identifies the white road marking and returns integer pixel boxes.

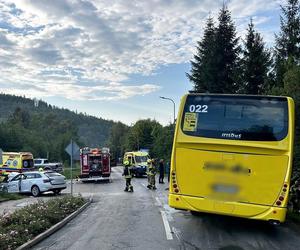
[155,197,162,207]
[160,210,173,240]
[172,227,182,241]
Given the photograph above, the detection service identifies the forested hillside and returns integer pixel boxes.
[0,94,174,163]
[0,93,115,161]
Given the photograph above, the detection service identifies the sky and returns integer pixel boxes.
[0,0,282,125]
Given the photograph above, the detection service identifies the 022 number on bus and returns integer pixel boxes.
[189,105,208,113]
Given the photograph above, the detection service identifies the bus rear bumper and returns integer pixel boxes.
[169,193,287,222]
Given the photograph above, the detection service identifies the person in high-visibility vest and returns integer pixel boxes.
[147,159,157,190]
[123,160,134,192]
[0,170,9,183]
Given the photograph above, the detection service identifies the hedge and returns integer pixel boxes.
[0,195,85,250]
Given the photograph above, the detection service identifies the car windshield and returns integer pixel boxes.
[135,156,148,163]
[34,160,42,164]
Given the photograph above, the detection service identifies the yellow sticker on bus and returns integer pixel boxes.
[183,112,197,132]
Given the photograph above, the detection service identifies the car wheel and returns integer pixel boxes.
[31,185,40,197]
[53,189,61,195]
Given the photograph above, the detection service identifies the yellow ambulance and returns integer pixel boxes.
[0,152,34,173]
[123,151,150,177]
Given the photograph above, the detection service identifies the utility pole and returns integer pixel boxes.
[71,139,73,196]
[159,96,176,124]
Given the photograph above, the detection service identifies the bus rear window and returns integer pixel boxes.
[181,95,288,141]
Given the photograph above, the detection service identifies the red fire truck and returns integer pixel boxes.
[79,147,111,182]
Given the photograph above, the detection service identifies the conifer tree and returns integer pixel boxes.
[214,5,240,93]
[274,0,300,87]
[187,17,217,92]
[188,6,240,94]
[240,19,270,94]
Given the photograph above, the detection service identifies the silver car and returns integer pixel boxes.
[7,171,67,197]
[0,172,18,192]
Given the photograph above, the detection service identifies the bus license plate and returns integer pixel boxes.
[212,184,239,194]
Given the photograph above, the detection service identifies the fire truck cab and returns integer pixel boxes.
[79,147,111,182]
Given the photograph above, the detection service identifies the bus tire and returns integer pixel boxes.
[190,210,201,216]
[31,185,40,197]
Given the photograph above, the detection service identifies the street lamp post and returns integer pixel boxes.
[160,96,176,124]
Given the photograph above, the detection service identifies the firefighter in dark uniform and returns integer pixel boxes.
[147,159,157,190]
[158,159,165,184]
[123,160,133,192]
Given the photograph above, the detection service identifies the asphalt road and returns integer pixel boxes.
[33,167,300,250]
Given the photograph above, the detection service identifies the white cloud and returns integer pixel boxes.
[0,0,280,100]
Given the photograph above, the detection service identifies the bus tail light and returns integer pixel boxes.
[171,171,180,193]
[275,182,289,206]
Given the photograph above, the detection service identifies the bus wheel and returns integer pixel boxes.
[31,185,40,197]
[268,220,280,226]
[190,210,201,216]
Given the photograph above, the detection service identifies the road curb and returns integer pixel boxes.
[16,197,93,250]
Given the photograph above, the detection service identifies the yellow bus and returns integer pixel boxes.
[0,152,34,174]
[169,94,294,224]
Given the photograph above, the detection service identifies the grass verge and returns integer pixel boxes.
[62,167,81,180]
[0,195,86,249]
[0,193,23,203]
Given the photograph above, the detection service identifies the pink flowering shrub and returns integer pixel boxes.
[0,196,85,250]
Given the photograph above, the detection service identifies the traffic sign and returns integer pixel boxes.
[65,140,80,196]
[0,148,2,165]
[65,141,80,160]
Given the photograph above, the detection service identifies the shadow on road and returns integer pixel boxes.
[189,211,281,235]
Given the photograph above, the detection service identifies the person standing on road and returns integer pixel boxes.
[158,159,165,184]
[123,160,134,192]
[147,159,157,190]
[166,161,170,183]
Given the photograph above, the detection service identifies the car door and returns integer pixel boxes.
[21,173,35,192]
[7,174,23,193]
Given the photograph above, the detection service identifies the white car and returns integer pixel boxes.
[7,171,67,197]
[34,158,63,173]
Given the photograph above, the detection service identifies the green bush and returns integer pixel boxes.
[0,195,85,250]
[63,166,81,180]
